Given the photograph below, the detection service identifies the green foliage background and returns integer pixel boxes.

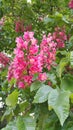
[1,0,73,130]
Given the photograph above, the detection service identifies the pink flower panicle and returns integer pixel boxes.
[0,52,10,70]
[15,19,24,33]
[8,31,57,89]
[53,27,67,49]
[40,33,57,70]
[69,0,73,9]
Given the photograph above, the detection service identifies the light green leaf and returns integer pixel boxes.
[70,51,73,66]
[23,116,36,130]
[70,93,73,103]
[1,108,12,122]
[47,73,57,85]
[43,17,54,24]
[17,116,36,130]
[2,116,36,130]
[33,85,52,103]
[6,90,19,107]
[62,16,69,24]
[48,89,70,126]
[56,58,68,77]
[55,12,63,18]
[69,36,73,43]
[9,78,17,86]
[2,120,17,130]
[61,75,73,92]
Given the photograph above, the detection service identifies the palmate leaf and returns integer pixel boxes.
[48,88,70,126]
[33,85,52,103]
[2,116,36,130]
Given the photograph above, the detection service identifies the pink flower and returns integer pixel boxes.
[69,0,73,9]
[53,27,67,49]
[8,31,57,89]
[31,38,38,45]
[40,33,56,70]
[0,52,10,70]
[23,31,34,41]
[18,82,25,89]
[38,73,47,81]
[15,19,24,33]
[23,75,33,84]
[8,63,14,81]
[29,44,39,55]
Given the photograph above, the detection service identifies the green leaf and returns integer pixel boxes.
[9,78,17,86]
[47,73,57,85]
[69,36,73,43]
[33,85,52,103]
[43,17,54,24]
[6,90,19,107]
[1,108,12,122]
[61,75,73,92]
[55,12,63,18]
[23,116,36,130]
[16,116,26,130]
[2,116,36,130]
[30,81,43,92]
[2,120,17,130]
[56,58,68,78]
[70,51,73,66]
[70,93,73,103]
[19,101,29,112]
[62,16,69,24]
[48,89,70,126]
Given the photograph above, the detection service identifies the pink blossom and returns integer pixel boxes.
[15,19,24,33]
[40,33,56,70]
[69,0,73,9]
[23,31,34,41]
[18,82,25,89]
[29,44,39,55]
[23,75,33,84]
[8,31,57,89]
[38,73,47,81]
[53,27,67,49]
[31,38,38,45]
[0,52,10,70]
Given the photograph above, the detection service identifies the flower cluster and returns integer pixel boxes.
[40,33,57,70]
[69,0,73,9]
[25,24,32,31]
[15,19,24,33]
[0,52,10,70]
[8,31,57,89]
[53,27,67,49]
[15,19,32,33]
